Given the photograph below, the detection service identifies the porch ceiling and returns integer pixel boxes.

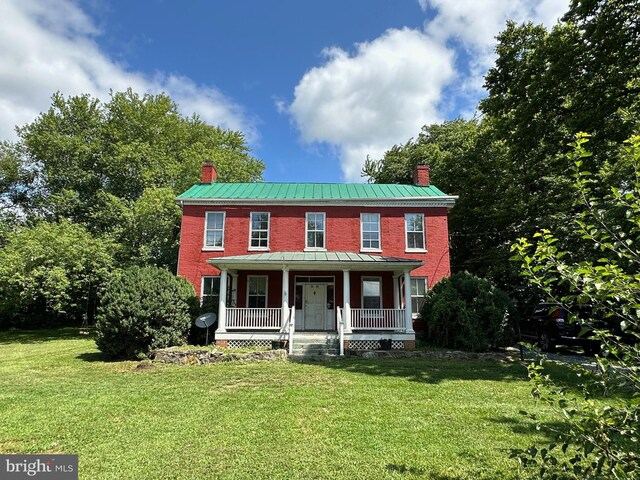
[206,251,423,272]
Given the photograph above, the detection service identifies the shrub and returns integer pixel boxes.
[420,271,515,352]
[95,266,195,358]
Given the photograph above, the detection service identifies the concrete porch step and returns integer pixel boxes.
[291,333,339,357]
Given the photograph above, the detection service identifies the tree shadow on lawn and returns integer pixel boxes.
[489,415,569,441]
[314,357,529,385]
[75,351,112,362]
[313,357,588,389]
[0,327,91,345]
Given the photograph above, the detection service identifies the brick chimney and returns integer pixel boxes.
[413,164,430,186]
[201,162,217,183]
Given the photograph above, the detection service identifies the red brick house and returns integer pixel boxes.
[176,163,456,353]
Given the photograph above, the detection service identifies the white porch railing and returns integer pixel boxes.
[350,308,405,331]
[226,308,282,330]
[288,306,295,355]
[337,306,345,356]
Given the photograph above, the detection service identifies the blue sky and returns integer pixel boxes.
[0,0,568,183]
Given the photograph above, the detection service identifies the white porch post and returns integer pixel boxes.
[343,269,352,333]
[217,269,228,333]
[393,273,401,309]
[281,268,289,331]
[403,270,414,333]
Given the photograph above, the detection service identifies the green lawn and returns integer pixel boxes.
[0,329,572,479]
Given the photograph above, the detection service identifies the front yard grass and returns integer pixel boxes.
[0,329,576,479]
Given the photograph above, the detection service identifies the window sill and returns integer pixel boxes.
[360,248,383,253]
[202,246,224,252]
[248,247,270,252]
[405,248,427,253]
[304,247,327,252]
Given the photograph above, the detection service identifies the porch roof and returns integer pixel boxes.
[206,251,423,271]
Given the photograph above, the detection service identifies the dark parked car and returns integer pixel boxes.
[518,303,601,353]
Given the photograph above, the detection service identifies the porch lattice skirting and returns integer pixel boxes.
[348,340,405,350]
[218,336,415,351]
[228,339,274,349]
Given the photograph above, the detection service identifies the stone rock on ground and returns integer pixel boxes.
[153,348,288,365]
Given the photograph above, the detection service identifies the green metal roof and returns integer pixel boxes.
[177,182,451,201]
[207,251,423,271]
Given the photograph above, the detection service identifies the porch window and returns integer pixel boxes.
[204,212,225,249]
[305,212,326,250]
[201,276,221,311]
[249,212,270,250]
[247,276,268,308]
[405,213,425,251]
[361,213,381,251]
[410,277,428,314]
[362,278,382,309]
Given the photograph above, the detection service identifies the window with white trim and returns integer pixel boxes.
[249,212,270,250]
[247,276,268,308]
[410,277,428,314]
[361,213,381,251]
[362,277,382,309]
[201,276,221,310]
[305,212,326,250]
[405,213,425,251]
[204,212,225,249]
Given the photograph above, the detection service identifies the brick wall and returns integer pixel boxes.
[178,204,451,297]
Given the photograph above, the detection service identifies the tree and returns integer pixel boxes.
[363,119,523,293]
[0,221,115,327]
[481,0,640,238]
[2,90,265,269]
[510,134,640,479]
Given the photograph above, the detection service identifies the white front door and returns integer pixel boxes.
[303,284,326,330]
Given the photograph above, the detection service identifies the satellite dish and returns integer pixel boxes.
[196,313,216,328]
[195,313,217,345]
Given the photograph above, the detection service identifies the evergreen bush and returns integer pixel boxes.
[420,271,515,352]
[95,266,195,358]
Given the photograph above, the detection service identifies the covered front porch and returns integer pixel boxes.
[207,252,422,352]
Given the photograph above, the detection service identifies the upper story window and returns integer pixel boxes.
[361,213,381,251]
[204,212,225,250]
[305,212,326,251]
[249,212,270,250]
[405,213,425,251]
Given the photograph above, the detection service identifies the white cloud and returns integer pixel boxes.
[286,1,569,181]
[424,0,569,87]
[288,28,455,181]
[0,0,257,142]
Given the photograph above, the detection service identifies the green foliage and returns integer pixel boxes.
[0,88,263,330]
[4,89,264,269]
[95,266,195,358]
[509,135,640,479]
[420,271,515,352]
[0,221,115,327]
